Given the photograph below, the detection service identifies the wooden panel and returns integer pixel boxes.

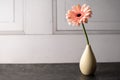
[0,0,14,22]
[54,0,120,34]
[24,0,52,35]
[0,0,24,34]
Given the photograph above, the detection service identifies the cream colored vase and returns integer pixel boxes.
[79,44,96,75]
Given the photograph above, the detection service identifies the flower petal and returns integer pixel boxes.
[66,4,92,26]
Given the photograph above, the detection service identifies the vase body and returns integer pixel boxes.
[79,44,96,75]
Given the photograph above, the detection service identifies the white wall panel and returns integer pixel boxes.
[24,0,52,34]
[55,0,120,34]
[0,0,24,33]
[0,0,14,22]
[0,0,120,63]
[0,35,120,63]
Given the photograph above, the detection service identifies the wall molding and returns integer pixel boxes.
[23,0,52,35]
[0,0,25,35]
[0,0,15,23]
[53,0,120,34]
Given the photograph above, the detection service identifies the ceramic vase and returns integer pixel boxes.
[79,44,96,75]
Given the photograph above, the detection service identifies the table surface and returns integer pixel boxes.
[0,63,120,80]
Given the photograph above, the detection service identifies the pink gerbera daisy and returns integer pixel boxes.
[66,4,92,26]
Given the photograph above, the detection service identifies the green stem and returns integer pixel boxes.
[82,23,90,45]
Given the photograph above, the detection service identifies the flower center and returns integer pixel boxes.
[77,13,81,17]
